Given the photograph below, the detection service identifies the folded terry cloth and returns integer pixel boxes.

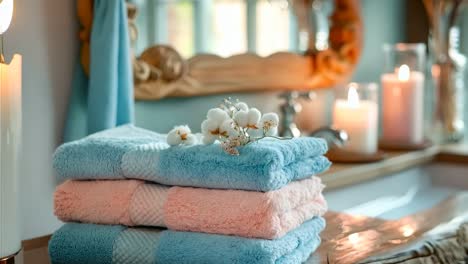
[48,217,325,264]
[53,125,330,191]
[54,177,327,239]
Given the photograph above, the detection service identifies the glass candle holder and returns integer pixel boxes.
[381,43,426,146]
[424,1,467,142]
[333,82,379,154]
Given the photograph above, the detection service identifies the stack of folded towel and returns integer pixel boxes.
[49,125,331,264]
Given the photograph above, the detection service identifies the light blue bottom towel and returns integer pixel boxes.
[49,217,325,264]
[53,125,331,191]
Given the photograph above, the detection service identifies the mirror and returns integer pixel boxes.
[131,0,305,58]
[77,0,362,100]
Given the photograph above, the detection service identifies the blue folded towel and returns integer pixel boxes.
[53,125,330,191]
[49,217,325,264]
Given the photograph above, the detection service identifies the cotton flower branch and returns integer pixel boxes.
[167,98,291,155]
[201,98,288,155]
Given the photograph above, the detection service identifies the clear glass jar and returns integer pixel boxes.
[424,1,467,142]
[382,43,426,73]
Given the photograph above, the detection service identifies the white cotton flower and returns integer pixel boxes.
[235,102,249,111]
[167,125,193,146]
[201,110,232,144]
[260,113,279,135]
[207,108,229,123]
[234,108,261,129]
[201,119,228,138]
[247,108,261,129]
[201,120,220,144]
[261,113,279,125]
[201,119,218,134]
[220,119,239,137]
[233,110,249,127]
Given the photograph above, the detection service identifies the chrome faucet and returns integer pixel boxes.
[279,91,348,149]
[308,127,349,148]
[279,91,310,138]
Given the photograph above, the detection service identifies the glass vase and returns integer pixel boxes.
[423,0,468,142]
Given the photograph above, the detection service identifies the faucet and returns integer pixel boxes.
[308,127,349,148]
[279,91,348,149]
[279,91,309,138]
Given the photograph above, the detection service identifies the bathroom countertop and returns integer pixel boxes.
[309,193,468,264]
[321,142,468,191]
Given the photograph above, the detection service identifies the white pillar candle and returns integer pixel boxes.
[381,64,424,145]
[0,0,22,259]
[0,54,21,259]
[333,87,378,154]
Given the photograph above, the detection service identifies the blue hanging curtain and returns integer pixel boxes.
[64,0,134,141]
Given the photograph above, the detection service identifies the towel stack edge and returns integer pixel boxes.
[53,125,331,192]
[50,125,330,263]
[53,176,327,239]
[49,217,326,264]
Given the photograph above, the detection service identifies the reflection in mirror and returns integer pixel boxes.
[131,0,303,57]
[126,0,363,100]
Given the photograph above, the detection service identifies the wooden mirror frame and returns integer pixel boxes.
[78,0,362,100]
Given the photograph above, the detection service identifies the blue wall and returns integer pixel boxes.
[352,0,406,83]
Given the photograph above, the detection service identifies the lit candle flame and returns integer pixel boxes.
[347,85,360,107]
[397,64,410,81]
[0,0,13,35]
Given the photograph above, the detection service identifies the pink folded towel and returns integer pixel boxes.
[54,177,327,239]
